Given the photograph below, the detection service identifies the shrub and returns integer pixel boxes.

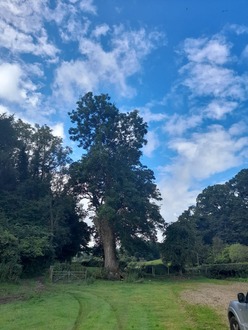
[228,244,248,263]
[0,262,22,282]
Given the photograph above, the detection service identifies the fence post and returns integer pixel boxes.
[50,266,54,282]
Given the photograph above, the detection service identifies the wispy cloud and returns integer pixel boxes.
[158,27,248,222]
[164,32,248,138]
[180,35,248,109]
[159,124,248,221]
[0,1,59,59]
[54,26,165,102]
[0,0,165,125]
[164,114,202,136]
[79,0,97,15]
[139,107,167,123]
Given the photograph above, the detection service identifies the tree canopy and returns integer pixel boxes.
[0,114,90,280]
[161,168,248,271]
[69,92,164,277]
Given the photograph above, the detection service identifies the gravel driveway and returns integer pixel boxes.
[181,282,248,326]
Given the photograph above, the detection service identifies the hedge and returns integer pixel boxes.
[187,263,248,279]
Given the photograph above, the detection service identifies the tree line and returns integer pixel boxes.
[160,169,248,273]
[0,92,165,280]
[1,91,248,281]
[0,113,90,280]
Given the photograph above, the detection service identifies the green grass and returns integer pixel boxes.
[134,258,163,266]
[0,278,228,330]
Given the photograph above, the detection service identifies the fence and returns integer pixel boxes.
[50,266,88,283]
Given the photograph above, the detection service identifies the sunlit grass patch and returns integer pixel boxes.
[0,278,229,330]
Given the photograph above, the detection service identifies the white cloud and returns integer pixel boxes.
[0,1,47,34]
[229,122,248,136]
[158,31,248,222]
[158,125,248,222]
[54,60,97,102]
[0,63,23,102]
[181,63,247,100]
[158,178,200,223]
[0,1,58,59]
[54,26,165,101]
[0,105,10,115]
[92,24,110,38]
[164,114,202,136]
[143,131,160,157]
[183,37,230,65]
[168,126,247,180]
[51,123,65,139]
[139,107,167,123]
[227,24,248,35]
[204,100,238,119]
[79,0,97,15]
[176,34,248,124]
[0,62,42,109]
[180,35,247,102]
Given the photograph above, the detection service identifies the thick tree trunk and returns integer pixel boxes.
[97,218,119,279]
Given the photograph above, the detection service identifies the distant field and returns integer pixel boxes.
[0,278,235,330]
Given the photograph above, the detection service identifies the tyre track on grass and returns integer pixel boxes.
[69,291,123,330]
[70,293,83,330]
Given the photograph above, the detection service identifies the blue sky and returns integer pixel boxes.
[1,0,248,224]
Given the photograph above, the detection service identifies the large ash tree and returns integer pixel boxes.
[69,92,164,277]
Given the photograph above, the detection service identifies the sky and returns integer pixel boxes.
[1,0,248,225]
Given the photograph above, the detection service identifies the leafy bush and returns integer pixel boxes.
[228,244,248,263]
[0,262,22,282]
[124,271,142,283]
[52,262,86,271]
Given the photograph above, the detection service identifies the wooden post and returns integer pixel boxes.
[50,266,54,282]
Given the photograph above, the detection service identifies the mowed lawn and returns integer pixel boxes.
[0,278,228,330]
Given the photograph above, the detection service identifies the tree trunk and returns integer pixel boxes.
[97,218,119,279]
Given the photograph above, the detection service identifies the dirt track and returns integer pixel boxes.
[181,282,248,325]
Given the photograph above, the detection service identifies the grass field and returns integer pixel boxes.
[0,278,229,330]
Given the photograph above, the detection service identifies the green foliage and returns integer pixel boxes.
[124,270,142,282]
[0,114,90,280]
[160,211,201,273]
[212,246,230,264]
[119,239,160,261]
[142,263,167,276]
[52,262,86,272]
[69,93,164,273]
[201,263,248,279]
[81,257,104,267]
[165,168,248,266]
[228,243,248,263]
[209,243,248,265]
[193,170,248,246]
[0,221,22,281]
